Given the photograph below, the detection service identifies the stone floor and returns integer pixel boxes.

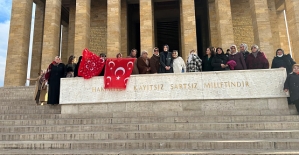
[0,86,298,155]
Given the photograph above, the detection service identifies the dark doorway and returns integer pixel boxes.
[127,4,141,57]
[156,21,180,53]
[195,0,210,58]
[154,1,181,55]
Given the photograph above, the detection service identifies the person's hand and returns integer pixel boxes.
[221,64,226,68]
[284,89,289,92]
[166,66,170,70]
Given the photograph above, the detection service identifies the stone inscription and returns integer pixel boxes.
[91,81,249,92]
[90,27,107,54]
[60,69,288,104]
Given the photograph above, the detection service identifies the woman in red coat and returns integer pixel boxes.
[246,45,269,69]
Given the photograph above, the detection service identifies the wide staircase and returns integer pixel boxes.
[0,86,299,155]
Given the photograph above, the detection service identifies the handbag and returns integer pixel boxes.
[41,81,47,90]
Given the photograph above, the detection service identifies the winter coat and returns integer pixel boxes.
[241,51,250,61]
[228,52,247,70]
[284,72,299,102]
[137,57,151,74]
[173,57,186,73]
[187,54,202,72]
[271,54,296,74]
[159,52,173,73]
[212,53,228,71]
[202,55,214,71]
[150,54,160,73]
[246,52,269,69]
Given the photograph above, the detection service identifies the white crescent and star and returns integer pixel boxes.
[124,78,129,85]
[115,67,125,76]
[127,61,134,70]
[106,76,112,85]
[108,61,115,70]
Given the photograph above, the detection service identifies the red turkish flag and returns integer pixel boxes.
[104,58,136,89]
[78,48,105,79]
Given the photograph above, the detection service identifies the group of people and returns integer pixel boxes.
[27,43,299,114]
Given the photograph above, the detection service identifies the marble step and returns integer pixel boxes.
[1,113,298,121]
[0,139,299,150]
[1,130,299,141]
[0,100,37,105]
[1,122,299,133]
[1,116,299,126]
[0,105,60,110]
[0,109,61,114]
[2,149,299,155]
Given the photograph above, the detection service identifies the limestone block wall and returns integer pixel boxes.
[89,0,107,55]
[231,0,254,48]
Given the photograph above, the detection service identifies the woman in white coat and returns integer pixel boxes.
[172,50,186,73]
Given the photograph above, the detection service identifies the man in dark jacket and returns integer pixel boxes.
[127,49,139,74]
[246,45,269,69]
[159,45,173,73]
[240,43,250,61]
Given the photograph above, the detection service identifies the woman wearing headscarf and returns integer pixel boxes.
[284,64,299,112]
[137,50,151,74]
[212,47,229,71]
[246,45,269,69]
[150,47,160,74]
[202,47,215,71]
[45,56,66,105]
[228,45,247,70]
[159,45,173,73]
[272,48,296,74]
[172,50,186,73]
[186,50,202,72]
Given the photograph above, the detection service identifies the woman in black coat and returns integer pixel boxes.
[202,47,214,71]
[45,56,66,105]
[159,44,173,73]
[284,64,299,113]
[212,47,229,71]
[272,49,296,74]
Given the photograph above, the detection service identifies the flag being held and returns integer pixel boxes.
[78,48,105,79]
[104,58,136,89]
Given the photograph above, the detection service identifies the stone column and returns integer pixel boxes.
[180,0,197,60]
[4,0,33,86]
[249,0,274,64]
[215,0,234,49]
[121,0,128,56]
[68,0,76,57]
[208,0,218,47]
[74,0,91,57]
[61,22,69,63]
[30,0,45,85]
[140,0,154,56]
[267,0,281,52]
[285,0,299,61]
[107,0,121,57]
[41,0,61,70]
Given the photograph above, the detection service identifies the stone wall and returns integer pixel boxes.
[231,0,254,48]
[89,0,107,55]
